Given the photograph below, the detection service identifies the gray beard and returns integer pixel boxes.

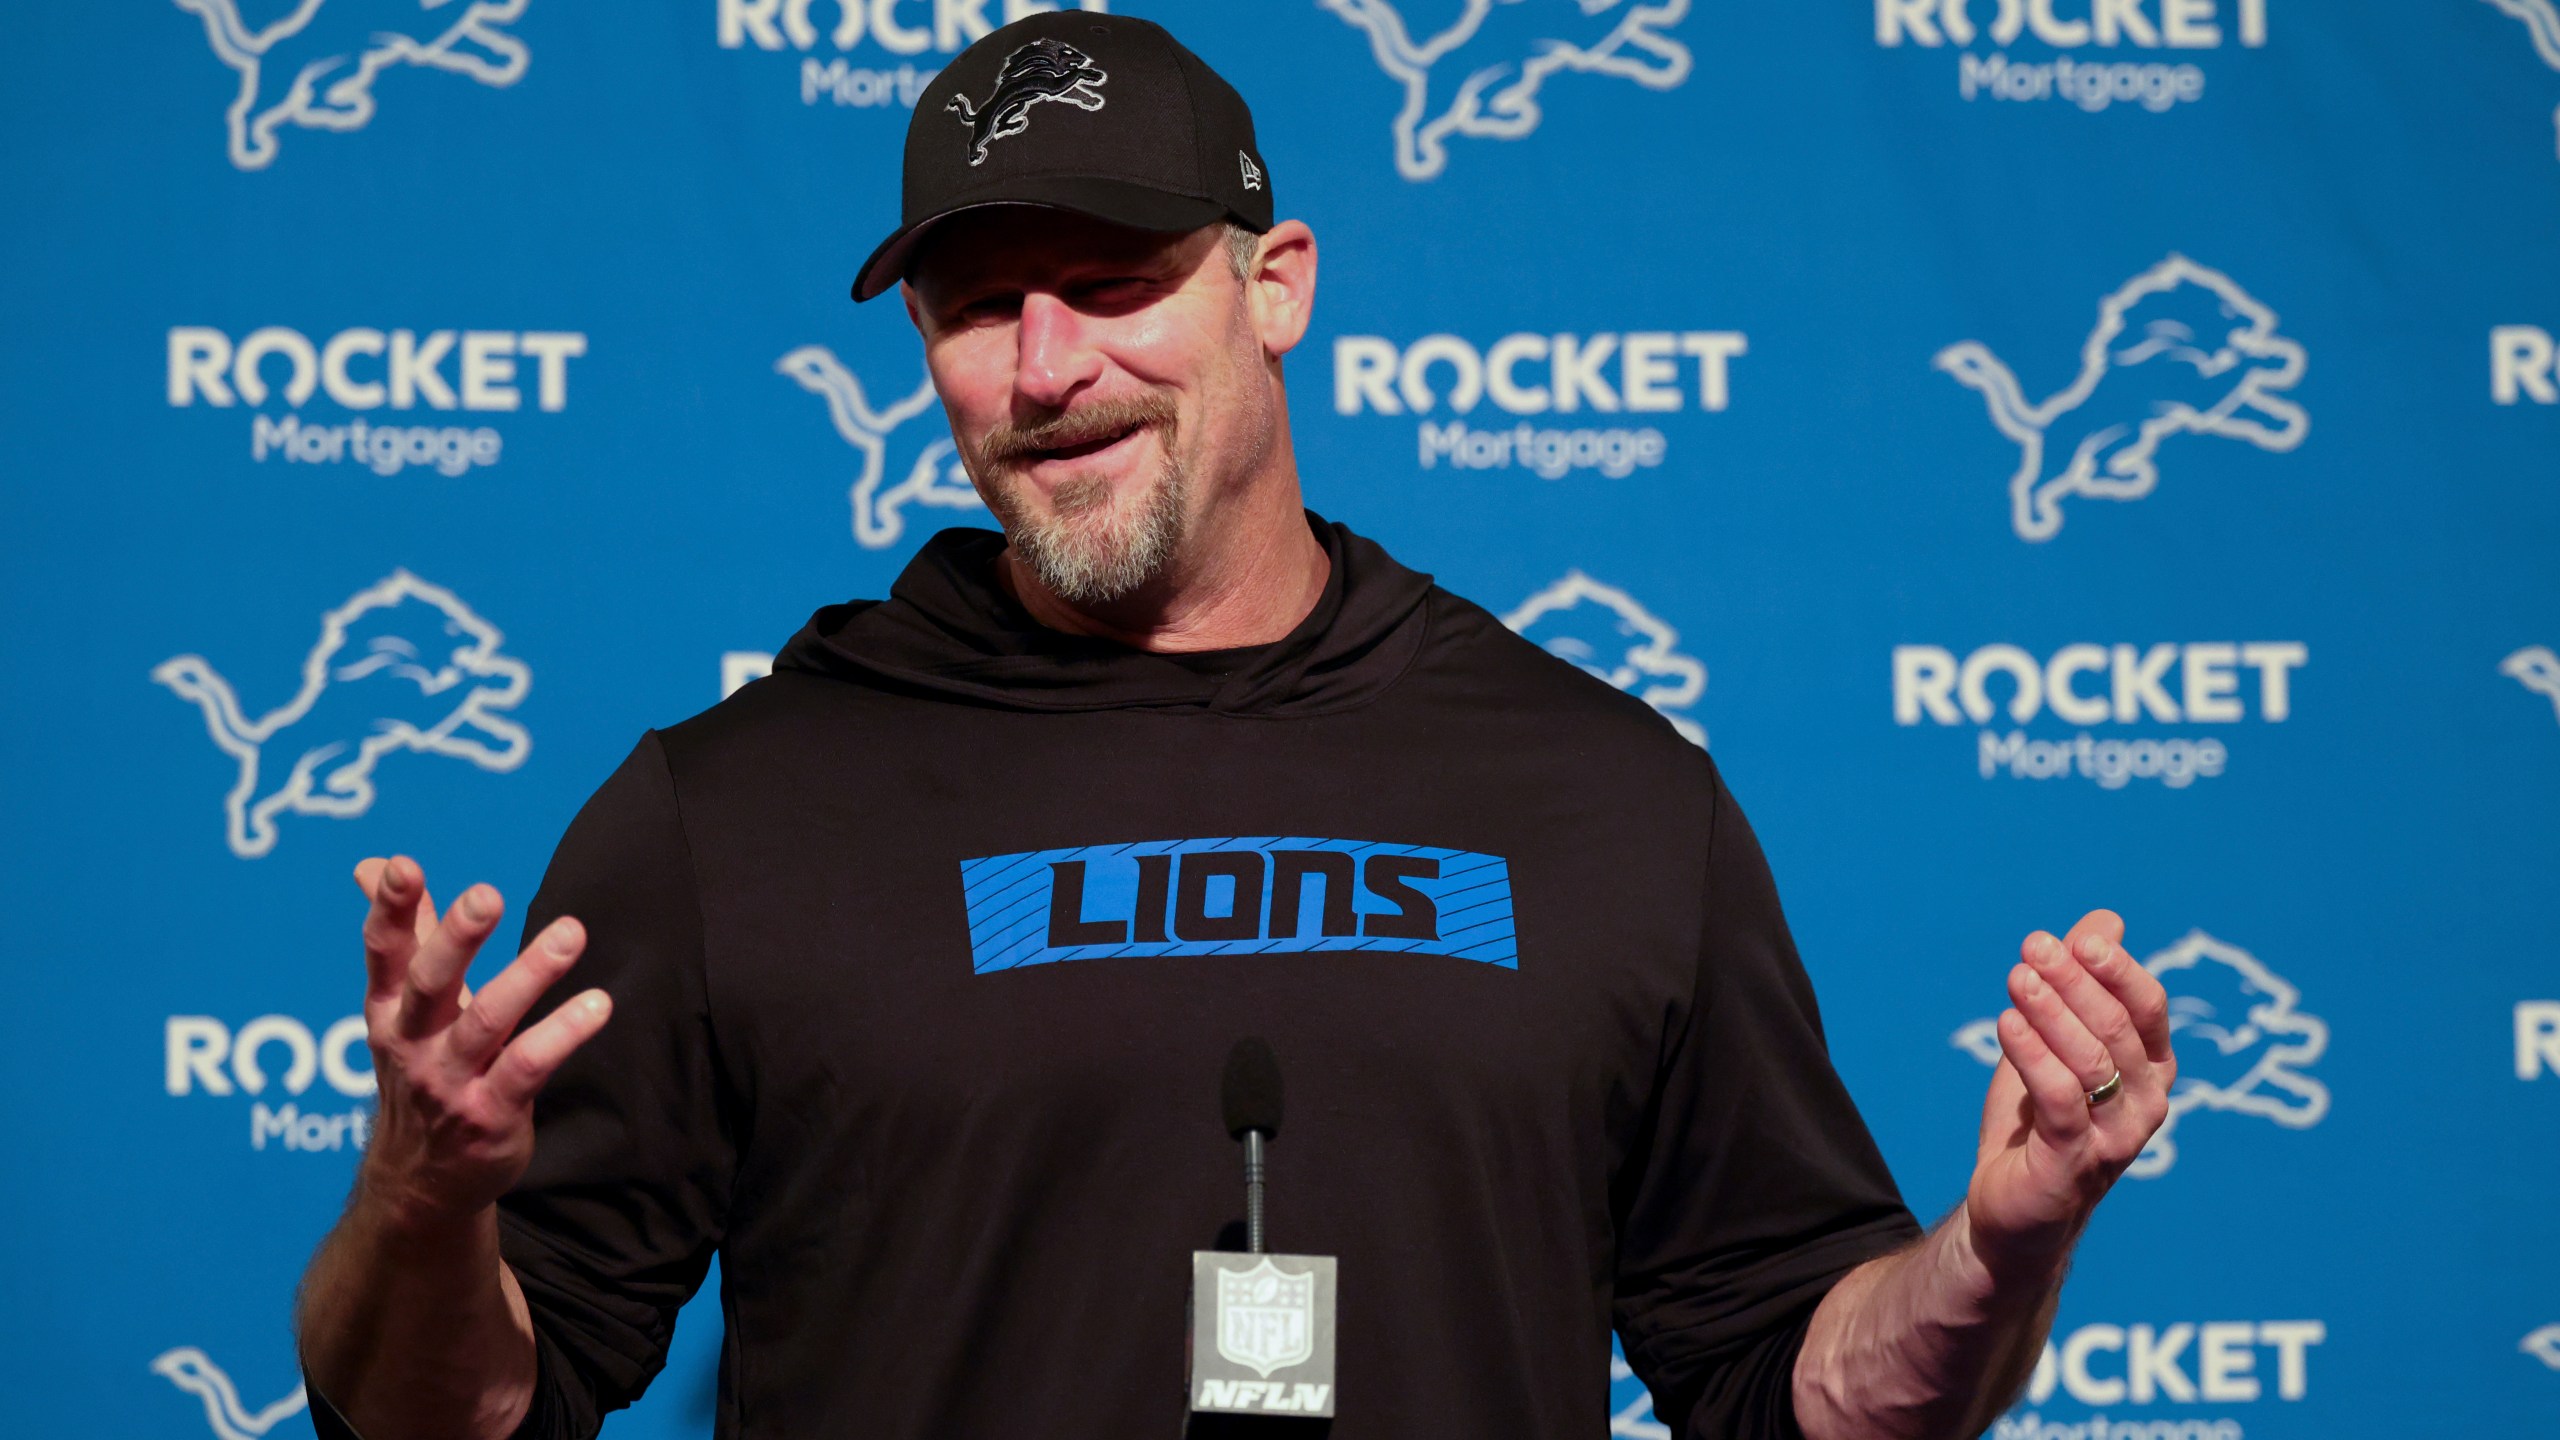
[990,447,1191,606]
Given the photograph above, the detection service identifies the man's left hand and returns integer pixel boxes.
[1964,908,2176,1283]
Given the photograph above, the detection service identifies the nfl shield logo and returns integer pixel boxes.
[1215,1258,1316,1376]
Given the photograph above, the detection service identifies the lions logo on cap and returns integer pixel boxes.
[948,38,1108,166]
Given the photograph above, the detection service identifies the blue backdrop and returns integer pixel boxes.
[5,3,2557,1436]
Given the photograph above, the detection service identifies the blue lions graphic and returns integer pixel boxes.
[1936,254,2308,541]
[1952,929,2328,1178]
[1321,0,1691,180]
[152,571,531,859]
[174,0,530,170]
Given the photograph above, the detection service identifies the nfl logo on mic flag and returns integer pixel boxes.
[1189,1252,1337,1416]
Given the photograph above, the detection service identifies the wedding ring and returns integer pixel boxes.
[2085,1069,2123,1107]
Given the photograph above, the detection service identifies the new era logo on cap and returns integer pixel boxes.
[850,12,1275,301]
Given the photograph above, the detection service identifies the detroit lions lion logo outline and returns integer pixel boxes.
[947,38,1108,166]
[151,570,532,859]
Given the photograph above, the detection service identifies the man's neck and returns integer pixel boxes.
[998,482,1330,654]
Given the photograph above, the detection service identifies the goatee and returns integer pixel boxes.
[979,395,1188,606]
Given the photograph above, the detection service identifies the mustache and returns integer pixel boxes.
[981,393,1178,467]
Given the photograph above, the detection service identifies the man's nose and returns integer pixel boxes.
[1013,291,1102,409]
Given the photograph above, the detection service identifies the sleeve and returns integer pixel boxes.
[493,729,736,1440]
[1612,762,1924,1440]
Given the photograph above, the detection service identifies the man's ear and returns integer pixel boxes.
[1246,220,1317,360]
[902,281,928,337]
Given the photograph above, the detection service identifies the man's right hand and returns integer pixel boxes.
[352,855,613,1233]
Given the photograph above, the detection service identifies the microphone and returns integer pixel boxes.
[1189,1039,1336,1423]
[1221,1038,1283,1255]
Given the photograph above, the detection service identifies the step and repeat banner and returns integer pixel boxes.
[3,3,2556,1437]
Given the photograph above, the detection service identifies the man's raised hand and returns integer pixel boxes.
[352,855,612,1232]
[1963,908,2176,1282]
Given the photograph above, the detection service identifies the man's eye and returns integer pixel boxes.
[954,295,1019,323]
[1075,276,1150,301]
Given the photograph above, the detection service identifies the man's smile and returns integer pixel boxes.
[994,405,1173,490]
[1029,420,1144,465]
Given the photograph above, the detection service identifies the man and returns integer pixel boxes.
[294,13,2174,1439]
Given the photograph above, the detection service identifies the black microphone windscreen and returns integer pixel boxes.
[1220,1037,1284,1139]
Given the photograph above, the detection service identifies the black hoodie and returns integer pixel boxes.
[483,511,1920,1440]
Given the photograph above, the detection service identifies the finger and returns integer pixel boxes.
[362,856,446,951]
[2009,942,2115,1091]
[359,855,425,1008]
[2062,908,2126,958]
[447,917,586,1069]
[2034,930,2150,1086]
[398,883,505,1040]
[1997,1007,2093,1143]
[2076,932,2176,1068]
[483,988,613,1111]
[414,880,442,950]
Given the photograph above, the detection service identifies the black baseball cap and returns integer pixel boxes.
[850,11,1274,302]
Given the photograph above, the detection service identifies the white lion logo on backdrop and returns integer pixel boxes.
[1935,254,2308,541]
[152,1347,308,1440]
[2502,645,2560,724]
[2484,0,2560,161]
[1503,571,1706,746]
[1609,1351,1670,1438]
[1951,929,2328,1177]
[153,571,531,859]
[174,0,530,170]
[776,345,986,549]
[2523,1324,2560,1370]
[1319,0,1692,180]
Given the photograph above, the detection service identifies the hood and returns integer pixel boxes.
[770,510,1435,716]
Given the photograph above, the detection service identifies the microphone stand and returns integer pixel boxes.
[1190,1037,1332,1429]
[1243,1129,1266,1255]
